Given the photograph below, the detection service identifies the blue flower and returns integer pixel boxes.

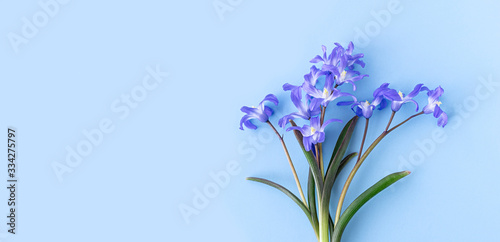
[278,84,322,127]
[386,84,426,112]
[286,116,342,151]
[240,94,279,130]
[310,42,367,91]
[333,57,368,91]
[302,76,356,107]
[304,66,325,86]
[310,42,365,71]
[310,45,342,72]
[350,98,384,119]
[340,83,402,119]
[422,86,448,127]
[342,42,366,69]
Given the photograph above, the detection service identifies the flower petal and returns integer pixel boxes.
[322,118,342,129]
[264,106,273,118]
[261,94,279,106]
[433,105,443,118]
[408,83,425,98]
[337,101,355,106]
[438,112,448,127]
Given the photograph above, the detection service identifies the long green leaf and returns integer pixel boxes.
[336,152,357,178]
[318,116,358,241]
[326,116,359,182]
[246,177,315,229]
[296,134,324,239]
[289,120,321,238]
[329,215,335,242]
[289,120,323,193]
[332,171,411,242]
[307,170,319,236]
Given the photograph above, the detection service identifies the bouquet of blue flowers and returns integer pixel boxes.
[239,42,448,242]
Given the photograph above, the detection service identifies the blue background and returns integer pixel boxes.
[1,0,499,241]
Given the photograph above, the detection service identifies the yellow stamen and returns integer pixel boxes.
[251,106,256,108]
[340,70,347,79]
[436,101,442,106]
[365,100,370,105]
[398,91,404,98]
[323,88,329,97]
[310,127,316,134]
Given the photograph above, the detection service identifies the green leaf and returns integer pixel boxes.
[289,120,324,193]
[246,177,315,230]
[332,171,411,242]
[336,152,357,178]
[318,116,358,241]
[307,170,319,237]
[289,120,322,239]
[329,215,335,242]
[326,116,359,182]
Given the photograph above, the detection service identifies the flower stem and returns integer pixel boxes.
[319,143,324,176]
[320,106,326,125]
[385,111,396,132]
[334,112,423,225]
[388,111,424,133]
[319,106,326,175]
[267,121,307,206]
[314,144,322,174]
[357,118,369,163]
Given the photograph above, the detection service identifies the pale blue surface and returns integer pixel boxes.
[0,0,499,241]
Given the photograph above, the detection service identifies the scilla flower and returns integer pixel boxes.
[350,98,384,119]
[310,42,365,71]
[310,45,342,72]
[286,116,341,151]
[342,42,366,69]
[340,83,402,119]
[239,94,279,130]
[313,43,367,90]
[304,66,325,86]
[334,57,368,91]
[278,84,321,128]
[422,86,448,127]
[302,77,356,107]
[389,84,425,112]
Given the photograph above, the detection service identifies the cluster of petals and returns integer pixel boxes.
[239,42,448,151]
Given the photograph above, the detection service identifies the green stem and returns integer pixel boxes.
[319,204,329,242]
[334,112,424,226]
[319,106,326,175]
[319,143,324,176]
[334,118,369,224]
[267,121,307,206]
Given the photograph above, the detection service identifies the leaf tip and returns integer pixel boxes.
[404,171,411,175]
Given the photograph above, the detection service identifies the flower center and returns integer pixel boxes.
[322,88,329,98]
[340,70,346,80]
[251,106,256,108]
[436,101,442,106]
[398,91,404,98]
[310,127,316,134]
[365,100,370,106]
